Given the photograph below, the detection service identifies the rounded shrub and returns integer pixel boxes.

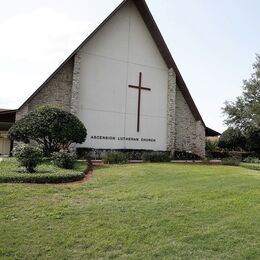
[102,152,128,164]
[13,144,43,173]
[8,105,87,156]
[52,151,76,169]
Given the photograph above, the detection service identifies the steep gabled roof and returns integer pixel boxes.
[206,127,221,136]
[18,0,205,126]
[0,109,16,123]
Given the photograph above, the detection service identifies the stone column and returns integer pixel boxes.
[70,51,81,115]
[167,68,177,155]
[70,51,82,153]
[195,120,206,158]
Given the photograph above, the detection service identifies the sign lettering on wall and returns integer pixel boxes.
[90,135,156,142]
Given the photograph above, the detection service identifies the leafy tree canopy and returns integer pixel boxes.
[9,105,87,155]
[222,54,260,154]
[223,54,260,131]
[218,127,246,151]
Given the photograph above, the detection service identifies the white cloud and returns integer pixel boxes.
[0,8,93,108]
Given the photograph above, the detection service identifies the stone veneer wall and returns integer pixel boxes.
[15,57,74,121]
[175,86,205,157]
[167,68,176,153]
[70,51,81,115]
[15,105,29,121]
[195,120,205,157]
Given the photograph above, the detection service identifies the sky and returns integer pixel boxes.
[0,0,259,132]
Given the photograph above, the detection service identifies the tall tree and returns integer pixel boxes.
[223,54,260,153]
[223,54,260,131]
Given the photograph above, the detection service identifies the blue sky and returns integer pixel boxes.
[0,0,259,132]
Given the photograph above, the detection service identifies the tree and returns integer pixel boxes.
[246,128,260,154]
[9,106,87,156]
[223,54,260,131]
[218,127,246,151]
[222,54,260,153]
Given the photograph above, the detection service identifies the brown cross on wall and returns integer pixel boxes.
[128,72,151,132]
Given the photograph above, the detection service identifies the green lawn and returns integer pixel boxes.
[0,164,260,259]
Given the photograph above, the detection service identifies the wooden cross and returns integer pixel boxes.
[128,72,151,132]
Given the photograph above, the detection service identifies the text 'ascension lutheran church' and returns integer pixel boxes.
[0,0,220,157]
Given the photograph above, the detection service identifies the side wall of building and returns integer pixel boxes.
[16,58,74,121]
[175,86,205,157]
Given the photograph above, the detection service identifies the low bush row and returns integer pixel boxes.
[174,151,202,161]
[100,151,201,164]
[102,152,128,164]
[240,163,260,171]
[142,152,171,162]
[78,148,202,162]
[221,158,241,166]
[0,171,85,184]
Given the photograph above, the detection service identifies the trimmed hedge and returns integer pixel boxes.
[222,158,240,166]
[0,172,85,184]
[0,160,87,184]
[240,163,260,171]
[77,148,154,160]
[142,152,171,162]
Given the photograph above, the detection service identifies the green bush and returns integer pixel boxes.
[174,151,201,160]
[13,144,43,173]
[222,158,240,166]
[8,105,87,156]
[102,152,128,164]
[52,151,76,169]
[142,152,171,162]
[244,156,260,164]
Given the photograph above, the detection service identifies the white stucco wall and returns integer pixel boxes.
[77,2,168,150]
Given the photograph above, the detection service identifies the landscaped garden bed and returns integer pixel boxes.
[0,159,87,183]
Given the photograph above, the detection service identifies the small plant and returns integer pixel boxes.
[142,152,171,162]
[102,152,128,164]
[13,144,43,173]
[222,157,240,166]
[52,151,76,169]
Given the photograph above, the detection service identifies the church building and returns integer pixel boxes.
[1,0,220,157]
